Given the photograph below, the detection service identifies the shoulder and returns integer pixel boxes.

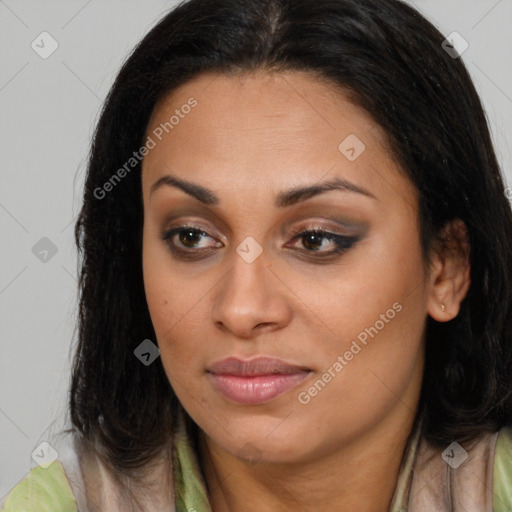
[0,460,78,512]
[1,424,82,512]
[493,424,512,512]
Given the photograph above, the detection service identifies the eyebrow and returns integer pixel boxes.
[149,173,376,207]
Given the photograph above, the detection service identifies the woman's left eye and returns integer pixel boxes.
[288,228,358,256]
[161,225,358,259]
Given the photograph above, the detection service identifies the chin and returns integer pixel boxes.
[205,415,321,465]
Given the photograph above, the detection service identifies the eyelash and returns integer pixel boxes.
[161,224,359,261]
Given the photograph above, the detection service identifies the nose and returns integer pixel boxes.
[211,247,292,339]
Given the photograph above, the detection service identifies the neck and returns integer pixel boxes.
[198,405,420,512]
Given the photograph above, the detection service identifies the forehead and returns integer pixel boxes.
[141,70,414,210]
[146,69,384,143]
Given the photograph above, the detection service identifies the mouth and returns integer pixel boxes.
[207,356,312,405]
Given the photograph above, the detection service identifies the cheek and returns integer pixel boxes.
[298,217,426,380]
[142,236,171,329]
[143,223,190,327]
[316,222,425,341]
[308,222,427,401]
[142,234,213,378]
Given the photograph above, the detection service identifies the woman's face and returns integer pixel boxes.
[141,70,430,464]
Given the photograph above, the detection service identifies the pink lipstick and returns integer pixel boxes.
[207,356,311,405]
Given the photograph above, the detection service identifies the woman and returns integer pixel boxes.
[2,0,512,510]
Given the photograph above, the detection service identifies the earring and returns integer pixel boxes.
[440,303,446,312]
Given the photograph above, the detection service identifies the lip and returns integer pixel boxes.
[207,357,312,404]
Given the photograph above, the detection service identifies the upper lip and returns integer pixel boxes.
[207,356,311,376]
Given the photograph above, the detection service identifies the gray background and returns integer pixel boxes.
[1,0,511,496]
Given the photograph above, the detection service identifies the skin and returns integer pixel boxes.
[141,70,470,512]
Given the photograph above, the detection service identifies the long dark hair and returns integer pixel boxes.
[70,0,512,481]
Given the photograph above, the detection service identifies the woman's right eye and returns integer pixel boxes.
[162,226,222,254]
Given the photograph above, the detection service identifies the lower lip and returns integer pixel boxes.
[208,372,311,405]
